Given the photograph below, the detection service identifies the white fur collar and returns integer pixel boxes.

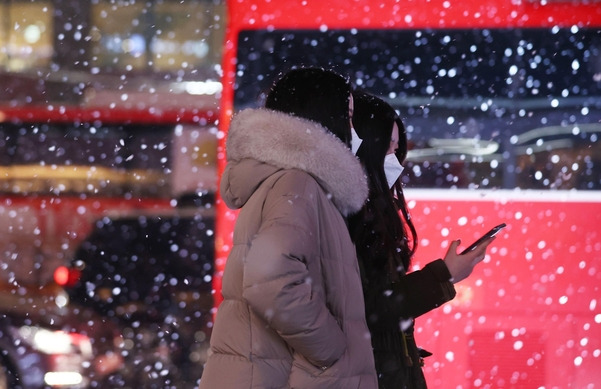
[224,108,368,215]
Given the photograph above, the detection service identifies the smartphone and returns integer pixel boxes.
[460,223,506,255]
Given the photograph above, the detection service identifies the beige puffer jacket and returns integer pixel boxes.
[198,108,377,389]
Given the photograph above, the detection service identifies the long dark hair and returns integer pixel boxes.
[264,67,352,146]
[349,90,418,277]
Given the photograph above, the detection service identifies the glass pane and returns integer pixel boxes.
[0,1,53,71]
[151,2,225,73]
[0,122,172,196]
[90,2,148,71]
[234,28,601,190]
[90,1,225,76]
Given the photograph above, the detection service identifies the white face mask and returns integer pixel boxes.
[351,127,363,155]
[384,153,404,188]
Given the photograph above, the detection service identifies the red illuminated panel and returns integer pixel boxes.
[226,0,601,30]
[405,190,601,388]
[468,330,545,388]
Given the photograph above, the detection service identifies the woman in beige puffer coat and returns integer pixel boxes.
[198,68,377,389]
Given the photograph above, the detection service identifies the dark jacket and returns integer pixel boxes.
[360,256,456,389]
[199,108,378,389]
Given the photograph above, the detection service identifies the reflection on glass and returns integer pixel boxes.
[514,124,601,190]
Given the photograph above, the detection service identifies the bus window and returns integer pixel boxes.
[0,122,171,196]
[0,120,218,197]
[233,27,601,190]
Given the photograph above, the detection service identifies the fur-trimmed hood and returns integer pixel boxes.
[220,108,368,216]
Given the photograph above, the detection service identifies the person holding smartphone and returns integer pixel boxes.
[348,91,497,389]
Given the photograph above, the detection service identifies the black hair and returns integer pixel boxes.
[349,90,417,277]
[264,67,352,146]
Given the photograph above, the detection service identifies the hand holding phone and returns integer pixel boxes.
[460,223,506,255]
